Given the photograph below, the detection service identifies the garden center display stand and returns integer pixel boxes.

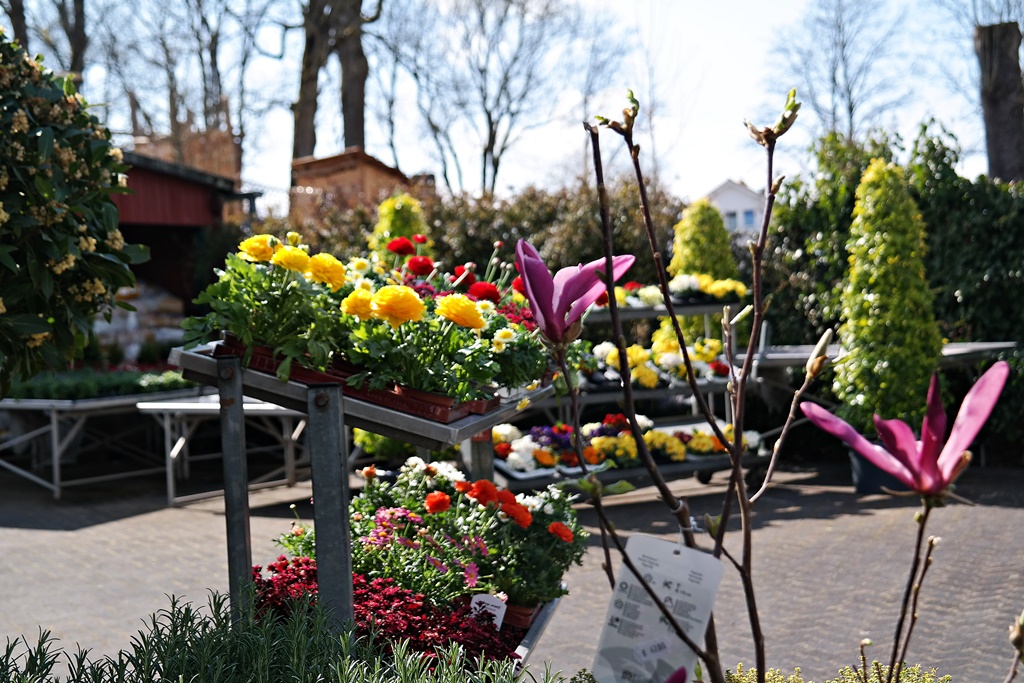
[171,345,555,636]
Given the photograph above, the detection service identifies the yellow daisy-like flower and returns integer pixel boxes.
[494,328,516,343]
[306,253,347,291]
[436,293,485,329]
[238,234,277,262]
[341,289,374,319]
[349,257,371,276]
[476,299,496,315]
[516,398,531,411]
[492,339,507,353]
[271,245,310,273]
[371,285,425,328]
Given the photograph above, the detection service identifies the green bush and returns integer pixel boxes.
[0,592,572,682]
[6,368,194,400]
[0,30,148,394]
[834,159,942,433]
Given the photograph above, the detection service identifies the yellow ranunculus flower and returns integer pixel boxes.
[238,234,277,262]
[271,245,310,273]
[631,364,660,389]
[341,288,374,319]
[306,253,347,291]
[436,293,485,329]
[371,285,425,328]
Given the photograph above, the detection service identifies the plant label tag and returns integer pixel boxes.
[470,593,507,629]
[591,534,723,683]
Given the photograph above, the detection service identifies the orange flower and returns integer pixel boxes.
[582,446,604,465]
[468,479,498,506]
[454,480,472,494]
[533,449,556,467]
[496,489,516,506]
[494,442,512,459]
[424,491,451,514]
[502,501,533,528]
[548,521,574,543]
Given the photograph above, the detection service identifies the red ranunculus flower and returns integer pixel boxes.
[424,491,451,514]
[387,237,415,255]
[502,501,533,528]
[407,255,434,276]
[467,479,498,505]
[709,360,730,377]
[468,280,500,303]
[511,276,525,295]
[451,264,477,287]
[548,521,574,543]
[496,489,516,506]
[623,281,643,291]
[454,480,472,493]
[594,290,609,307]
[412,233,428,244]
[493,442,512,459]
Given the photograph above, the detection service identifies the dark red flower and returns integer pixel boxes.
[624,281,643,292]
[412,233,428,244]
[511,276,525,295]
[494,442,512,459]
[468,281,501,303]
[424,491,451,514]
[387,237,415,255]
[451,264,477,286]
[407,255,435,276]
[594,291,609,307]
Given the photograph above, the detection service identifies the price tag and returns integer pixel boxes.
[470,593,507,629]
[591,535,723,683]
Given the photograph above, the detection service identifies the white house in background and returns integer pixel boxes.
[705,179,765,233]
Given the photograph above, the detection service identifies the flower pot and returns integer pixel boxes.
[466,393,501,415]
[392,384,457,407]
[848,449,911,495]
[213,337,347,385]
[502,602,541,629]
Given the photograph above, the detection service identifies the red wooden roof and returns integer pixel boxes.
[114,152,239,227]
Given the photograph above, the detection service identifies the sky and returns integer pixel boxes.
[236,0,989,212]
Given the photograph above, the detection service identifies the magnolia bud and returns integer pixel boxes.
[771,175,786,195]
[1010,610,1024,653]
[805,329,833,377]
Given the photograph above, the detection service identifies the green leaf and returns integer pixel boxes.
[62,75,76,96]
[119,243,150,264]
[36,126,54,161]
[6,315,52,334]
[602,480,636,496]
[0,246,18,273]
[33,174,54,200]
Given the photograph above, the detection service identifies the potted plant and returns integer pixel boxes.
[834,159,943,493]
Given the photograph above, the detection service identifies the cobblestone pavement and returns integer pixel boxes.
[2,463,1023,682]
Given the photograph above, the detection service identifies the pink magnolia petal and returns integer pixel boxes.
[561,254,636,328]
[801,403,916,488]
[665,665,688,683]
[515,240,558,340]
[874,416,937,493]
[918,374,946,470]
[936,360,1009,480]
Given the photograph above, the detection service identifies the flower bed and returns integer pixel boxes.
[183,233,550,421]
[260,456,588,660]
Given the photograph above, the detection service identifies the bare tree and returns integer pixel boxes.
[0,0,30,50]
[334,0,381,150]
[975,22,1024,180]
[773,0,907,140]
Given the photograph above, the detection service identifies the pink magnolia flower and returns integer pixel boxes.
[514,239,635,344]
[800,361,1009,498]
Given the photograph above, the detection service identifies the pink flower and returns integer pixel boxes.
[800,361,1009,498]
[514,239,634,345]
[463,561,479,588]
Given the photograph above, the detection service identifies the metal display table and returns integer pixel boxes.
[0,387,206,499]
[170,345,554,631]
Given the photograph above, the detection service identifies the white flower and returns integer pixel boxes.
[401,456,427,474]
[742,430,762,451]
[635,414,654,432]
[657,352,684,370]
[669,273,700,294]
[505,451,536,472]
[434,460,466,482]
[593,341,617,363]
[492,423,522,443]
[516,494,543,511]
[494,328,516,343]
[581,422,603,438]
[637,285,663,306]
[477,300,496,315]
[510,435,538,457]
[543,503,555,515]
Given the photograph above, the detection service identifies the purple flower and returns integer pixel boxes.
[463,561,479,588]
[427,556,448,573]
[515,239,635,344]
[801,361,1009,498]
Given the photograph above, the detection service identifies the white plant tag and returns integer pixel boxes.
[470,593,507,629]
[591,534,723,683]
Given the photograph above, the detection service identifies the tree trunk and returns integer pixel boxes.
[974,22,1024,182]
[292,1,332,163]
[7,0,29,51]
[337,25,368,150]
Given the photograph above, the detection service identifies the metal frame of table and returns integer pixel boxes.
[171,345,554,631]
[136,394,308,505]
[0,388,205,499]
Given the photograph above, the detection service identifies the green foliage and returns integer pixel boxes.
[369,193,429,261]
[6,368,193,400]
[834,159,942,433]
[1,592,569,682]
[725,662,951,683]
[430,178,683,288]
[763,132,895,344]
[353,427,416,462]
[667,198,739,280]
[0,31,148,395]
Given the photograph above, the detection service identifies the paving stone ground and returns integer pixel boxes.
[2,463,1022,681]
